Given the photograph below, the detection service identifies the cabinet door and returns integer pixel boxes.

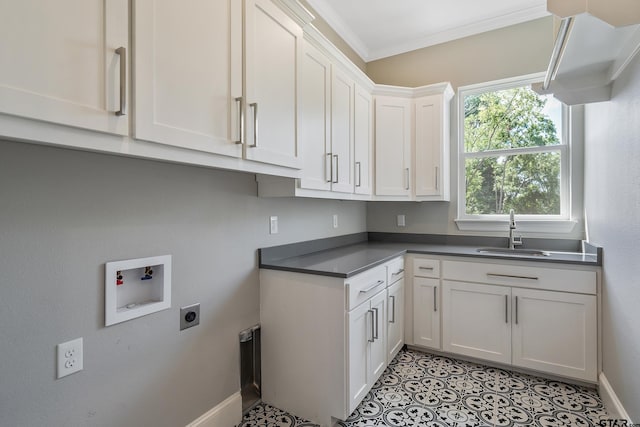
[369,289,388,381]
[134,0,242,157]
[0,0,128,135]
[413,277,440,350]
[353,84,373,195]
[375,96,412,196]
[442,281,511,364]
[330,67,355,193]
[245,0,302,169]
[387,279,405,361]
[299,41,331,191]
[414,94,449,200]
[512,288,597,381]
[347,301,372,415]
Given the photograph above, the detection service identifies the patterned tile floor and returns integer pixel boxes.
[239,348,610,427]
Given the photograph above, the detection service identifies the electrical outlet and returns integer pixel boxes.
[397,214,406,227]
[57,337,83,379]
[180,303,200,330]
[333,214,338,228]
[269,216,278,234]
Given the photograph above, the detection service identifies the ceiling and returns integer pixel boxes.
[305,0,550,62]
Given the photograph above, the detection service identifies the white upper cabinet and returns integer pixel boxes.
[273,35,374,199]
[0,0,129,135]
[330,67,355,193]
[414,92,451,201]
[135,0,303,168]
[299,41,332,191]
[134,0,242,158]
[244,0,303,169]
[353,84,373,195]
[373,84,453,201]
[374,96,412,197]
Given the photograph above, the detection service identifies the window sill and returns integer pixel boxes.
[454,219,578,234]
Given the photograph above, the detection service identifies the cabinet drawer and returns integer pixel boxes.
[442,260,596,294]
[346,265,387,310]
[413,257,440,278]
[387,257,405,285]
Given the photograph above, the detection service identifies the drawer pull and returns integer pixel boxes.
[419,266,434,271]
[488,273,538,281]
[389,295,396,323]
[392,269,404,276]
[433,287,437,312]
[515,296,519,325]
[359,280,384,294]
[368,310,375,342]
[249,102,258,147]
[505,295,508,323]
[373,307,379,340]
[234,97,243,144]
[115,47,127,116]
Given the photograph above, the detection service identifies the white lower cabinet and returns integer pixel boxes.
[261,257,403,426]
[347,289,386,415]
[511,287,597,381]
[442,281,512,364]
[387,277,405,361]
[412,277,441,350]
[440,260,598,382]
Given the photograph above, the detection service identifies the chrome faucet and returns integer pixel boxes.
[508,209,523,250]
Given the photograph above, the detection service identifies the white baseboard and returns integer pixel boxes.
[599,373,632,422]
[186,392,243,427]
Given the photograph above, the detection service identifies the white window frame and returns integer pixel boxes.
[454,73,577,233]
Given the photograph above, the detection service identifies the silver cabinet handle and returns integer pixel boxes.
[355,161,362,187]
[359,280,384,294]
[515,296,519,325]
[391,268,404,276]
[326,153,333,183]
[433,287,437,312]
[372,307,379,340]
[389,295,396,323]
[435,166,439,190]
[333,155,339,183]
[368,309,375,342]
[488,273,538,281]
[115,47,126,116]
[249,102,258,147]
[419,266,434,271]
[505,295,508,323]
[405,168,410,190]
[234,97,243,144]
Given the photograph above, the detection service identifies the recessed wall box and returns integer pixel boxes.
[105,255,172,326]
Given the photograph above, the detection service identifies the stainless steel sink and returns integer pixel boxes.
[476,247,551,257]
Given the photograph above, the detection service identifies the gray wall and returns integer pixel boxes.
[584,56,640,418]
[366,17,554,89]
[0,140,366,427]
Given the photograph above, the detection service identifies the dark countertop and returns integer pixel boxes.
[259,233,601,278]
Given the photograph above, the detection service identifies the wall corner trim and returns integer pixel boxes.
[599,373,633,422]
[186,392,242,427]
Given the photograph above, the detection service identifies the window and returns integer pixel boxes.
[456,74,574,232]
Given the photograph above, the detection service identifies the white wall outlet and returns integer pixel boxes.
[269,216,278,234]
[57,337,83,379]
[397,214,406,227]
[333,214,338,228]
